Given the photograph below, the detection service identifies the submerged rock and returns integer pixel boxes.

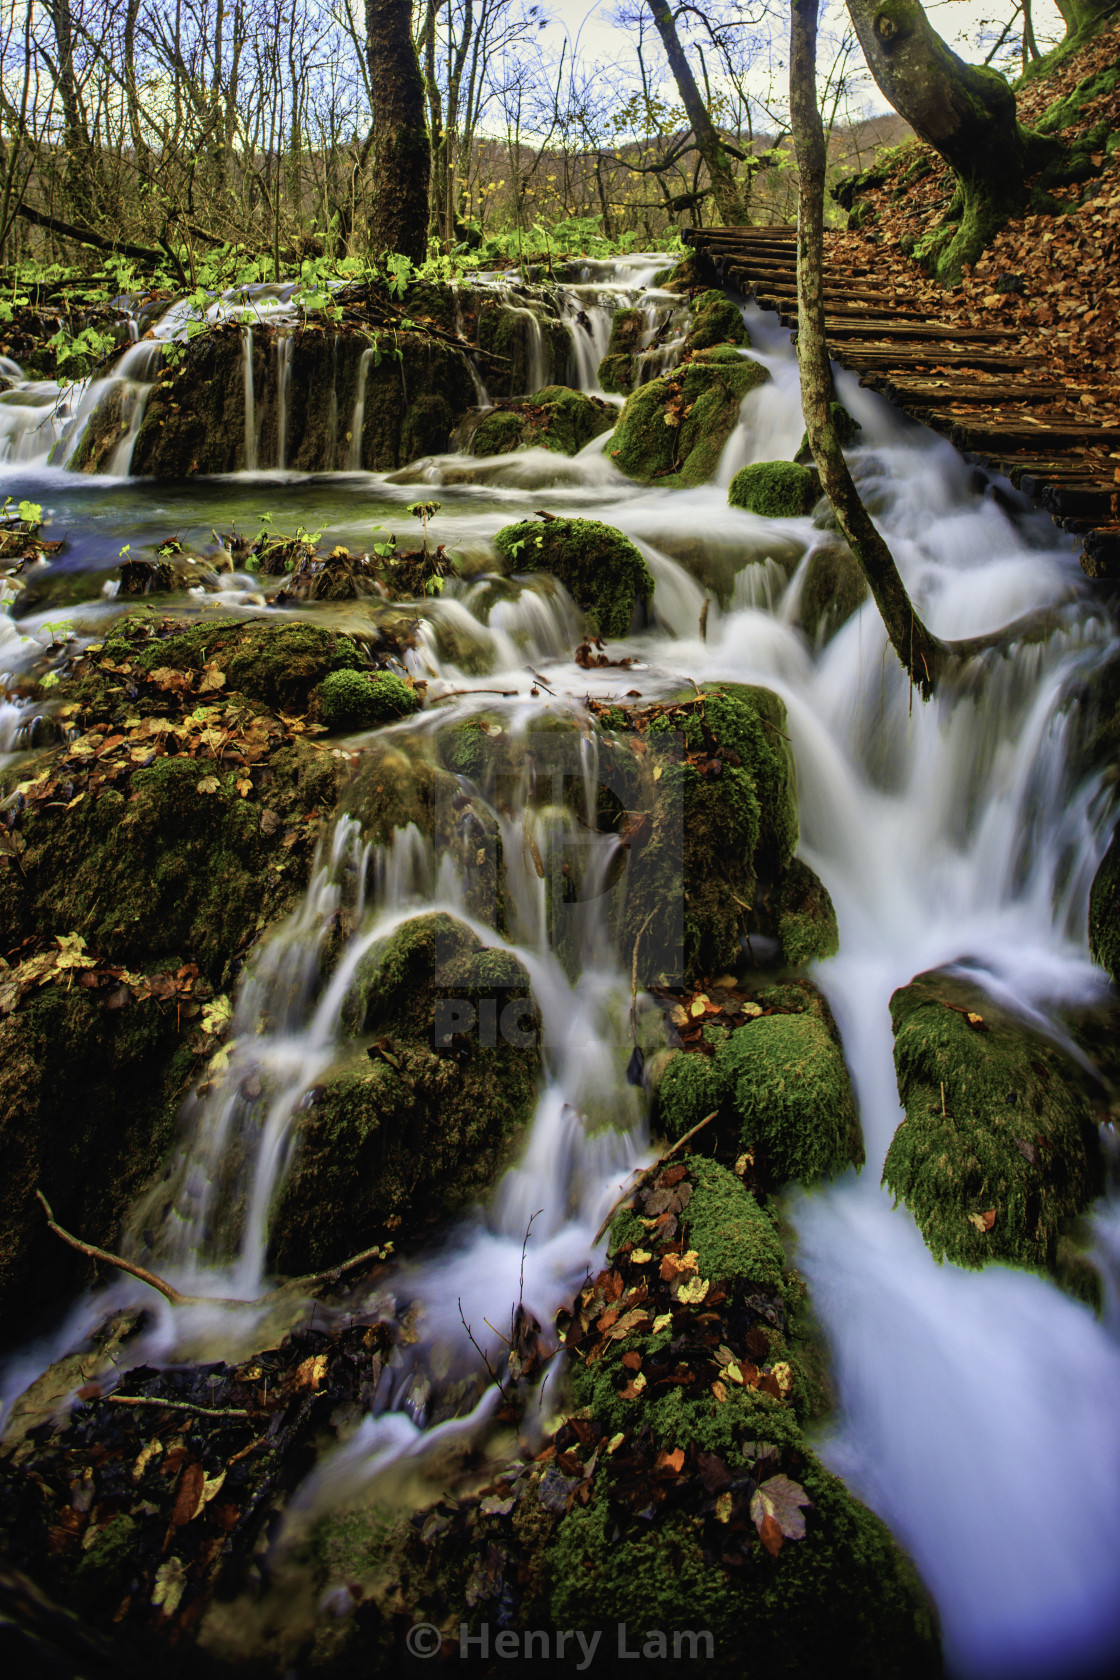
[656,980,861,1185]
[270,912,541,1273]
[799,539,868,642]
[456,387,615,457]
[729,460,819,519]
[493,516,653,638]
[610,353,768,488]
[884,970,1104,1284]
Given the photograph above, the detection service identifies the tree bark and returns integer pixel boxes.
[365,0,431,263]
[843,0,1056,281]
[792,0,946,696]
[1053,0,1118,41]
[644,0,747,226]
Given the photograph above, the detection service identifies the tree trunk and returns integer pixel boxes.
[365,0,430,263]
[844,0,1056,281]
[791,0,946,696]
[1053,0,1117,41]
[644,0,747,226]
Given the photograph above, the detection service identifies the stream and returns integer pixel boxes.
[2,258,1120,1678]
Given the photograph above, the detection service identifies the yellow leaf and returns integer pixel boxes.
[715,1491,733,1524]
[689,996,708,1018]
[674,1274,709,1305]
[607,1432,626,1454]
[151,1556,186,1615]
[198,662,227,693]
[725,1362,744,1386]
[630,1249,653,1264]
[196,775,220,794]
[712,1380,728,1403]
[652,1313,673,1333]
[236,778,252,798]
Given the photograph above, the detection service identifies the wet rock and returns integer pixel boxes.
[799,540,868,643]
[653,252,707,293]
[470,293,572,398]
[597,307,645,395]
[795,401,861,462]
[884,969,1104,1281]
[686,287,750,352]
[778,857,839,966]
[270,911,541,1273]
[728,460,819,519]
[456,387,615,457]
[610,353,768,488]
[1090,829,1120,985]
[493,516,653,638]
[114,321,477,477]
[656,981,861,1185]
[0,974,196,1339]
[313,1156,938,1680]
[317,669,419,733]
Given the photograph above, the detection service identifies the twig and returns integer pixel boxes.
[430,687,520,702]
[37,1191,193,1307]
[100,1394,250,1418]
[591,1111,718,1247]
[283,1243,390,1292]
[459,1297,504,1390]
[528,669,555,694]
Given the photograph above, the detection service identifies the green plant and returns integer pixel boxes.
[408,500,441,555]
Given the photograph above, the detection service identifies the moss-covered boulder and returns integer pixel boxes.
[470,292,572,398]
[270,912,540,1272]
[610,355,768,487]
[1090,828,1120,985]
[653,252,706,292]
[884,970,1104,1279]
[729,460,820,519]
[796,401,861,461]
[0,617,376,984]
[686,287,749,352]
[0,972,197,1340]
[493,516,653,637]
[598,306,645,395]
[317,669,418,732]
[657,981,861,1186]
[119,320,477,477]
[457,388,615,457]
[779,856,840,966]
[800,540,868,642]
[335,1156,938,1679]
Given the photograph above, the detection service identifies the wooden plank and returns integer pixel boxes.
[846,350,1049,370]
[945,418,1120,448]
[817,322,1023,342]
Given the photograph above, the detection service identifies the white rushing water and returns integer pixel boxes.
[3,256,1120,1678]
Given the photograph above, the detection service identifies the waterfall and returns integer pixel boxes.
[240,326,258,471]
[348,346,374,470]
[275,333,293,470]
[4,254,1120,1678]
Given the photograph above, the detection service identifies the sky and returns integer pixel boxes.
[533,0,1068,122]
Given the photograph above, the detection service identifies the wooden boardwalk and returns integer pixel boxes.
[683,226,1120,579]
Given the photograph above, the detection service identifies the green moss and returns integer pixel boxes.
[525,387,616,454]
[729,461,819,519]
[609,359,768,488]
[272,912,540,1272]
[685,1154,786,1286]
[884,971,1103,1275]
[493,516,652,638]
[655,254,705,293]
[1034,63,1120,134]
[659,986,860,1187]
[778,857,839,966]
[796,401,861,460]
[686,289,749,352]
[469,408,525,455]
[0,979,194,1336]
[70,1514,139,1613]
[317,669,418,732]
[800,540,869,642]
[120,617,368,714]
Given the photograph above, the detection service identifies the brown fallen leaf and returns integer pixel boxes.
[170,1461,206,1526]
[750,1473,811,1547]
[655,1447,685,1474]
[968,1209,997,1232]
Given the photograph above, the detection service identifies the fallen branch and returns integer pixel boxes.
[15,202,166,265]
[37,1190,193,1306]
[101,1394,250,1418]
[592,1111,718,1247]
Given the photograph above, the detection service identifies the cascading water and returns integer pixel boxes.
[3,257,1120,1678]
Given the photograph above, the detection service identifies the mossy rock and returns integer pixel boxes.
[271,912,540,1272]
[609,357,768,488]
[800,540,868,642]
[493,516,652,638]
[729,460,819,519]
[460,389,615,458]
[609,683,798,984]
[686,288,749,352]
[317,669,418,732]
[657,982,861,1186]
[884,970,1104,1276]
[796,401,861,461]
[778,857,839,966]
[0,978,195,1339]
[597,307,645,394]
[1090,828,1120,985]
[654,253,706,292]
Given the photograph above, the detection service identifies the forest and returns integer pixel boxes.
[1,2,1120,1678]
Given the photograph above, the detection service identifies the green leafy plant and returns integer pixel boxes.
[408,500,441,556]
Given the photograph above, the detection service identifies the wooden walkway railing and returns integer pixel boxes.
[682,225,1120,579]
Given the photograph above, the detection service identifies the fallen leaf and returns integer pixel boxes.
[295,1353,328,1390]
[655,1447,685,1474]
[196,775,220,795]
[170,1461,206,1526]
[750,1473,811,1545]
[968,1209,997,1232]
[715,1491,733,1524]
[198,662,227,693]
[151,1556,187,1615]
[758,1511,784,1557]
